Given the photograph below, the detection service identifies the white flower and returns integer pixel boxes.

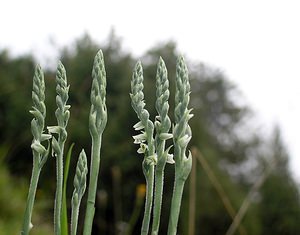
[146,154,158,165]
[31,141,46,155]
[133,121,144,131]
[41,133,52,141]
[159,133,173,140]
[155,115,161,121]
[178,134,191,148]
[133,132,147,144]
[164,146,175,164]
[166,153,175,164]
[47,126,61,134]
[137,143,148,154]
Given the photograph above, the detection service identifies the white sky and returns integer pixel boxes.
[1,0,300,180]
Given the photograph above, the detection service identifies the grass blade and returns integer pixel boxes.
[61,143,75,235]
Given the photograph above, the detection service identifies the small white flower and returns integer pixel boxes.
[166,153,175,164]
[154,120,161,129]
[133,132,147,144]
[137,143,148,154]
[178,134,191,148]
[133,121,144,131]
[188,108,194,119]
[31,141,46,154]
[159,133,173,140]
[41,133,52,141]
[47,126,61,134]
[155,115,161,121]
[163,146,175,164]
[146,154,158,165]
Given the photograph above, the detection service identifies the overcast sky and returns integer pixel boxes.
[1,0,300,180]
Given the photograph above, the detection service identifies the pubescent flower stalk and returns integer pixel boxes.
[130,61,156,235]
[48,62,70,235]
[21,65,51,235]
[71,149,88,235]
[167,56,193,235]
[83,50,107,235]
[151,57,173,235]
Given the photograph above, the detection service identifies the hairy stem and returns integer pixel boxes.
[54,148,63,235]
[21,154,41,235]
[152,143,166,235]
[167,178,185,235]
[141,164,155,235]
[83,136,101,235]
[71,204,80,235]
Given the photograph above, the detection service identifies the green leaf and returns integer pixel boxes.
[61,143,75,235]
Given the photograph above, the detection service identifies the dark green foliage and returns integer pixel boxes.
[259,128,300,235]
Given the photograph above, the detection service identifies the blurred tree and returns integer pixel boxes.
[0,50,38,175]
[0,145,52,235]
[259,127,300,235]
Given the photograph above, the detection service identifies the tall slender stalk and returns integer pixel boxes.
[71,150,88,235]
[152,57,173,235]
[188,149,196,235]
[168,56,193,235]
[61,143,75,235]
[48,62,70,235]
[83,50,107,235]
[21,65,51,235]
[130,61,156,235]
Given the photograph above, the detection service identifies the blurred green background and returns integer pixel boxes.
[1,32,300,235]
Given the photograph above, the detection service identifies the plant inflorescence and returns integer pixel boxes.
[130,56,192,235]
[21,50,191,235]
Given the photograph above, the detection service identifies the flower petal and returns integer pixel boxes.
[137,143,148,154]
[159,133,173,140]
[133,133,147,144]
[133,121,144,131]
[47,126,61,134]
[166,153,175,164]
[178,134,191,148]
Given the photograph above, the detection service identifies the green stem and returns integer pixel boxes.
[54,147,64,235]
[152,171,164,235]
[21,154,41,235]
[71,202,80,235]
[83,136,102,235]
[167,178,185,235]
[141,164,155,235]
[151,143,166,235]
